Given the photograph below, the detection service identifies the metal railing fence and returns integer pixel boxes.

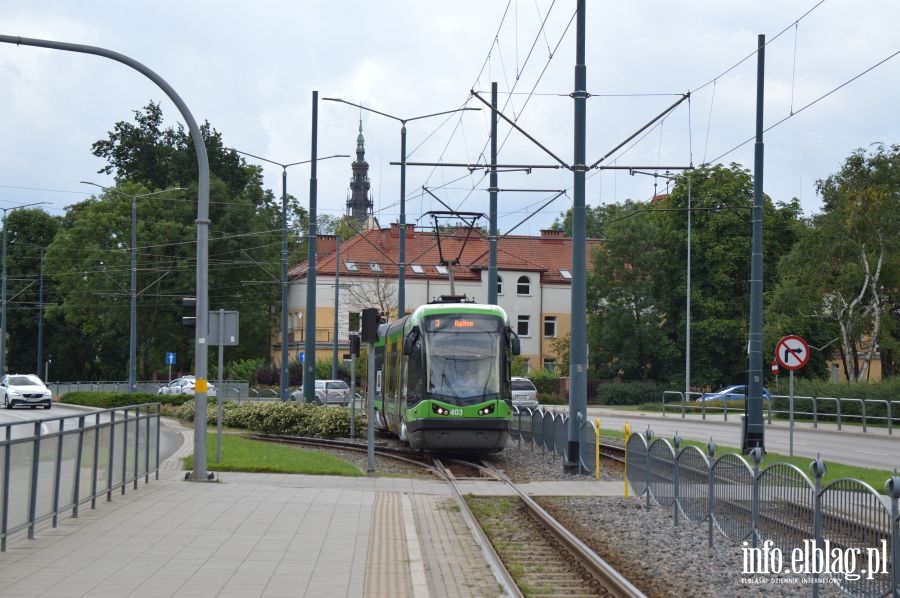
[509,407,899,596]
[661,391,900,434]
[625,429,900,597]
[510,406,609,474]
[0,403,161,551]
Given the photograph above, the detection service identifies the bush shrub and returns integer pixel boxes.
[60,391,187,409]
[175,399,366,438]
[592,381,669,406]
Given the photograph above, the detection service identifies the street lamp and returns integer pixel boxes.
[229,150,348,402]
[80,182,184,391]
[0,201,49,375]
[322,98,479,317]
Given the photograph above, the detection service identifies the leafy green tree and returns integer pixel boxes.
[46,103,288,380]
[579,164,802,388]
[3,208,62,375]
[656,164,803,387]
[586,201,676,380]
[771,144,900,382]
[551,204,605,238]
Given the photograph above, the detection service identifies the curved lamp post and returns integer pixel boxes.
[80,182,184,392]
[322,98,479,317]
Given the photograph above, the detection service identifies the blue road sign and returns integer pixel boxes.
[166,352,176,365]
[297,351,304,364]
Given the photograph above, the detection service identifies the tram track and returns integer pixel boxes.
[448,458,645,598]
[248,433,644,596]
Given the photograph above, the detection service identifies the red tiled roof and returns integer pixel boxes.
[290,224,600,284]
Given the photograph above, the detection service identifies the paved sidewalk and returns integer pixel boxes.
[0,422,625,598]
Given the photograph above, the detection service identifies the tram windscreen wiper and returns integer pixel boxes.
[441,371,459,402]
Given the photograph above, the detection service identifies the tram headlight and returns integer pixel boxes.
[432,404,451,416]
[477,404,495,416]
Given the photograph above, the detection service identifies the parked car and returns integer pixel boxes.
[698,385,770,402]
[291,379,350,406]
[1,374,53,409]
[157,376,217,397]
[510,377,539,410]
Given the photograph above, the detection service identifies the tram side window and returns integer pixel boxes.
[406,335,424,405]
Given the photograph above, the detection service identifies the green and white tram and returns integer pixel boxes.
[372,299,520,452]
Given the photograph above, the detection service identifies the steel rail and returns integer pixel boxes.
[478,460,647,598]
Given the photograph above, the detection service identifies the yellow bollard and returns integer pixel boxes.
[595,417,601,480]
[624,422,631,498]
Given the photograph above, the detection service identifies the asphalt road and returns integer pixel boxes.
[0,403,184,463]
[585,406,900,472]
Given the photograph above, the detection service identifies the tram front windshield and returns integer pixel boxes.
[424,314,503,405]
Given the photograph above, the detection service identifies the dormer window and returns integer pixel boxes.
[559,269,572,280]
[369,262,382,273]
[345,261,358,272]
[410,264,424,274]
[435,265,449,275]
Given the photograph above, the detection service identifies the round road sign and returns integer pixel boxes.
[775,335,809,371]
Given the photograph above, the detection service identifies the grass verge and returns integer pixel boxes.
[182,433,363,476]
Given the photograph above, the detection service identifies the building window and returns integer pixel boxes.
[345,261,358,272]
[542,358,557,373]
[369,262,382,272]
[410,264,424,274]
[517,275,531,295]
[497,275,503,295]
[349,312,360,332]
[544,316,557,338]
[435,264,449,275]
[517,315,530,337]
[559,269,572,280]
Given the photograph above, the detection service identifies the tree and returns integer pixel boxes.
[586,201,676,381]
[551,204,605,238]
[3,209,62,375]
[656,164,803,387]
[341,274,398,320]
[771,144,900,382]
[45,103,285,379]
[578,164,803,387]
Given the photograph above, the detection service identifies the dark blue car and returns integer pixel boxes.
[699,385,771,402]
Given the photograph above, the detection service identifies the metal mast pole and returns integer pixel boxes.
[332,238,339,379]
[398,124,407,318]
[488,81,499,305]
[0,211,8,375]
[745,34,766,452]
[303,91,319,403]
[36,250,44,375]
[129,197,137,391]
[566,0,588,473]
[280,168,289,400]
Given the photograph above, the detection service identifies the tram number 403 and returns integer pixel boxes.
[436,406,465,416]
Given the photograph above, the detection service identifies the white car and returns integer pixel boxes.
[157,376,217,397]
[1,374,53,409]
[291,379,350,406]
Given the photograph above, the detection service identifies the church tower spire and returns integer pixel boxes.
[346,118,374,224]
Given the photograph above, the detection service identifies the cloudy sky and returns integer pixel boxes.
[1,1,898,235]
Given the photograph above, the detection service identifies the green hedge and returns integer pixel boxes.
[59,391,187,409]
[592,381,669,406]
[175,399,366,438]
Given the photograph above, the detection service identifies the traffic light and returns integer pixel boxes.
[361,308,379,343]
[181,297,197,327]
